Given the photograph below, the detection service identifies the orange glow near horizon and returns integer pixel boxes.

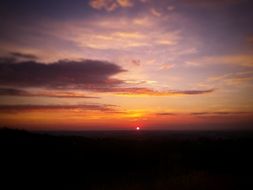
[1,106,252,130]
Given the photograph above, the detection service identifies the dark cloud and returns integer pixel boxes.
[10,52,38,60]
[98,87,214,96]
[190,112,209,116]
[0,88,28,96]
[155,111,252,117]
[156,112,177,116]
[168,89,214,95]
[131,59,141,66]
[0,86,214,98]
[190,111,252,117]
[0,88,98,99]
[0,58,126,89]
[0,104,118,113]
[190,111,251,116]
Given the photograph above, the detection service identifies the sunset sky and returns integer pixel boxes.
[0,0,253,130]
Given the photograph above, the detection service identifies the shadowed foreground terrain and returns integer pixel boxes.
[1,128,253,189]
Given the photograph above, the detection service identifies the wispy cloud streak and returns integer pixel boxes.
[0,88,98,99]
[0,104,118,113]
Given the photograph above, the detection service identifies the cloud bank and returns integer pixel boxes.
[0,56,214,97]
[0,59,125,89]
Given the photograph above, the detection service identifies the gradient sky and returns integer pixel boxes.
[0,0,253,130]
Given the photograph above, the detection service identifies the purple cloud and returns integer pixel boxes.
[0,59,126,89]
[0,88,98,99]
[0,104,118,113]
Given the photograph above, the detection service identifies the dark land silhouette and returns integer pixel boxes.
[1,128,253,189]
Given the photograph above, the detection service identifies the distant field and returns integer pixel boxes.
[1,128,253,189]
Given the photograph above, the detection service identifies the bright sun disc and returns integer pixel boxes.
[136,127,140,130]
